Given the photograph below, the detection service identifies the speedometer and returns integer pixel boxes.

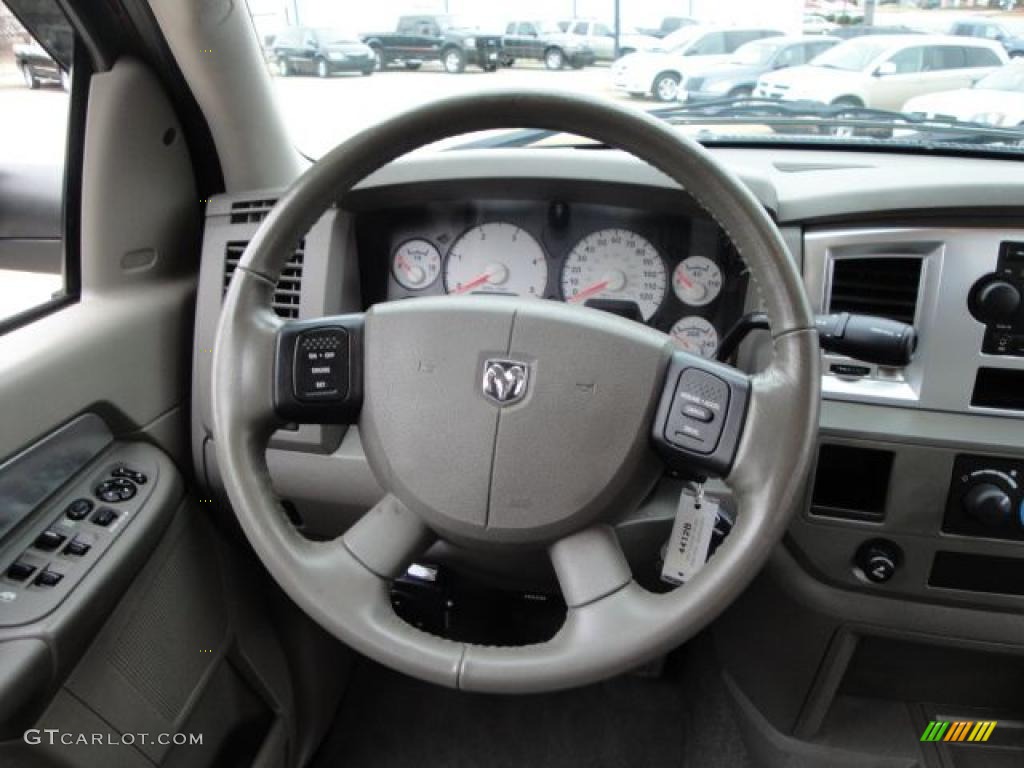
[444,222,548,298]
[561,229,666,322]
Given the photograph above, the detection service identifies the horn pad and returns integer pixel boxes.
[359,297,671,546]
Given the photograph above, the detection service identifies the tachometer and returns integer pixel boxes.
[670,316,719,358]
[561,229,666,321]
[392,239,441,291]
[444,222,548,297]
[673,255,723,307]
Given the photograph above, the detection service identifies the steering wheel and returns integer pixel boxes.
[212,90,819,694]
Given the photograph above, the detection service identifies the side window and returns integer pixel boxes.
[690,32,726,55]
[774,45,804,68]
[0,1,73,326]
[594,24,613,37]
[520,23,536,36]
[927,45,966,71]
[506,23,515,35]
[886,46,924,74]
[982,24,1002,40]
[571,22,588,36]
[966,46,1002,67]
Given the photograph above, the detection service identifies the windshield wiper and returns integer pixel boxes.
[652,97,1024,144]
[452,97,1024,151]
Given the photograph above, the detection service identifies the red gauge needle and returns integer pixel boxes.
[453,272,492,294]
[676,273,695,289]
[569,279,610,304]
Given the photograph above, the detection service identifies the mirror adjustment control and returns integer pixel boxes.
[34,530,66,552]
[95,478,136,503]
[111,466,147,485]
[854,539,901,584]
[64,498,94,521]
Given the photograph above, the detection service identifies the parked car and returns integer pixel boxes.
[611,26,786,102]
[804,14,838,35]
[949,17,1024,59]
[501,21,595,69]
[557,19,660,62]
[681,36,840,102]
[637,16,699,39]
[361,15,502,74]
[268,27,375,77]
[13,41,66,89]
[903,63,1024,126]
[831,24,924,40]
[754,35,1008,111]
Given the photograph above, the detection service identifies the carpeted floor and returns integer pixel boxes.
[312,640,753,768]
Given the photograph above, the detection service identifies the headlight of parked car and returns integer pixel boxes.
[464,38,476,48]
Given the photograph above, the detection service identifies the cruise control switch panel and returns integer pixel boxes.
[275,315,364,424]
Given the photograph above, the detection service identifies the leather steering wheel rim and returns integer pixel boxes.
[211,90,820,693]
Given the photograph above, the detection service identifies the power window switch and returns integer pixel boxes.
[64,538,91,557]
[33,569,64,587]
[91,507,118,527]
[34,530,67,551]
[6,561,35,582]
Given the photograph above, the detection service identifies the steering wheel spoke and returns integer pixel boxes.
[550,525,632,608]
[651,348,752,480]
[342,494,435,579]
[273,314,364,425]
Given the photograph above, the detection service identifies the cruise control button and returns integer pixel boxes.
[34,569,63,587]
[34,530,66,551]
[65,498,94,521]
[95,478,136,503]
[680,402,714,423]
[6,561,35,582]
[91,507,118,527]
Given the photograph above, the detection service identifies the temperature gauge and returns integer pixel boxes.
[671,316,719,359]
[392,239,441,291]
[673,256,723,307]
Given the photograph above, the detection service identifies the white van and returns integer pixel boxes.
[754,34,1008,110]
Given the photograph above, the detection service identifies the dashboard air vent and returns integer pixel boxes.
[223,240,304,319]
[230,199,277,224]
[828,256,923,326]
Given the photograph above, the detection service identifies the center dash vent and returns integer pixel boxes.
[223,240,304,319]
[230,199,277,224]
[828,256,923,326]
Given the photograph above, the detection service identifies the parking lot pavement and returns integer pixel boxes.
[270,62,647,157]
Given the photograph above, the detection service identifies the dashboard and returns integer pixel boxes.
[353,196,748,361]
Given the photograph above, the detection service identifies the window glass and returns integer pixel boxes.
[0,1,72,325]
[571,22,588,35]
[774,44,804,68]
[811,39,891,72]
[887,46,924,74]
[690,32,726,56]
[594,24,612,37]
[965,46,1003,67]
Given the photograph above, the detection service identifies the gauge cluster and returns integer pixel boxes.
[358,198,746,360]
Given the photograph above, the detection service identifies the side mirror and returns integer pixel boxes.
[875,61,897,77]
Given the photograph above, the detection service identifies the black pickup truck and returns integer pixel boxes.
[361,15,502,73]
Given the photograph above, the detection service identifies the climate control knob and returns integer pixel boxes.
[969,279,1021,325]
[962,483,1013,527]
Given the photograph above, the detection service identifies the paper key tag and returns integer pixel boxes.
[661,492,719,586]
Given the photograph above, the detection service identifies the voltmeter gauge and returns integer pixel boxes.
[673,255,723,307]
[392,239,442,291]
[670,316,719,359]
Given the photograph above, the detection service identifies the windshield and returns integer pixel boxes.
[809,38,889,71]
[250,3,1024,159]
[732,40,784,65]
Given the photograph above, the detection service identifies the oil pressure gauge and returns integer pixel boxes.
[392,239,441,291]
[673,255,723,307]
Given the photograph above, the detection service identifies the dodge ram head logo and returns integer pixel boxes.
[482,359,529,405]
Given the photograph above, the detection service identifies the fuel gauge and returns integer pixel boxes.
[392,239,441,291]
